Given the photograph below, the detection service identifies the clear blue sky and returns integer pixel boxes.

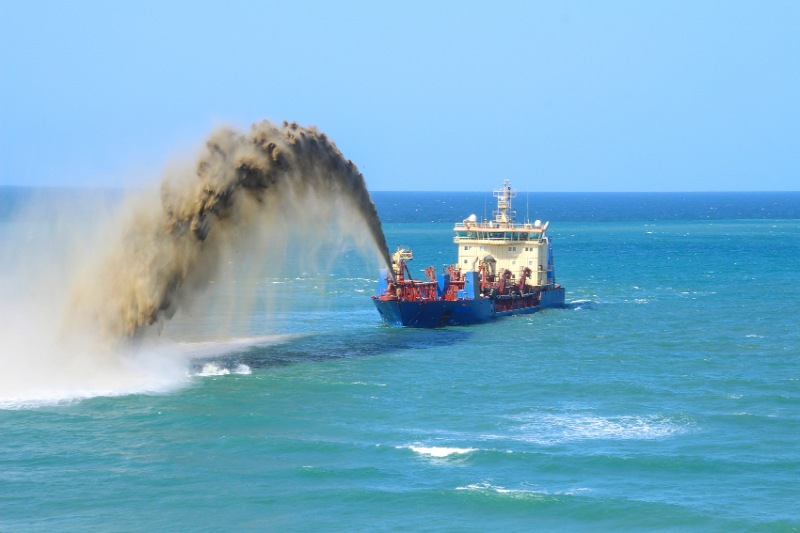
[1,1,798,191]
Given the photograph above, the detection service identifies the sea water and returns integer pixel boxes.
[1,189,799,531]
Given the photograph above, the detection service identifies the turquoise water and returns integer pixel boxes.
[1,190,799,531]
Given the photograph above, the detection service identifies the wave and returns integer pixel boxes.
[456,482,591,498]
[195,362,252,377]
[567,299,597,311]
[400,445,478,458]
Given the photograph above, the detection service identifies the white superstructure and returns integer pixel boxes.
[454,180,553,288]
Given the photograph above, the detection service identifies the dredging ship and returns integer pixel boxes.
[372,180,566,327]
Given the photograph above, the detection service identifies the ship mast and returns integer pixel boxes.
[493,179,517,226]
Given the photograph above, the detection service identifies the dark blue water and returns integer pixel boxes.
[371,191,800,222]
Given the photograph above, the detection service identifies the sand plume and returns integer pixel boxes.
[67,120,391,342]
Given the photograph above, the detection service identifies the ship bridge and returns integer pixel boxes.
[453,180,553,288]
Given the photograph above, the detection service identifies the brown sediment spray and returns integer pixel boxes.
[67,120,392,342]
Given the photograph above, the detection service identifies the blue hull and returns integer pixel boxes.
[373,287,566,328]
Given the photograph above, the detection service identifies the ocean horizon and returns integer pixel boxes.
[4,187,800,221]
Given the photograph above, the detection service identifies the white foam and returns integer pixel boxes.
[0,338,191,410]
[491,413,688,445]
[568,299,596,310]
[456,482,544,495]
[457,482,510,492]
[0,330,270,409]
[404,445,478,458]
[456,482,589,497]
[193,362,253,377]
[196,363,231,376]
